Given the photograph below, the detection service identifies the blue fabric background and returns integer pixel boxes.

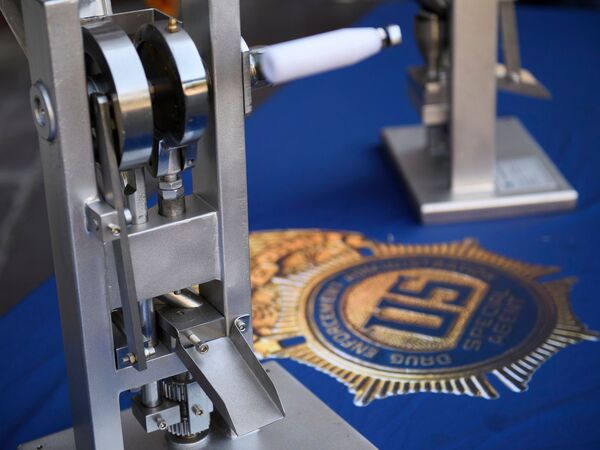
[1,3,599,449]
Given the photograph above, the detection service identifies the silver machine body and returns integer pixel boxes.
[0,0,395,447]
[382,0,577,224]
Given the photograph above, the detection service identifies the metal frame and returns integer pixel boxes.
[17,0,266,447]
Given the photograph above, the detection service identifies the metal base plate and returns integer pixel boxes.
[382,117,577,224]
[18,362,375,450]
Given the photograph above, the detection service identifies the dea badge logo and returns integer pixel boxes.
[250,230,598,405]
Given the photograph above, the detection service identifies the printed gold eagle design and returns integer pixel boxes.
[249,230,598,406]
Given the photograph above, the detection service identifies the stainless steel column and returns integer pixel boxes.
[185,0,253,339]
[450,0,498,194]
[21,0,122,447]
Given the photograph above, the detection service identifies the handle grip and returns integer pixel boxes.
[255,25,401,85]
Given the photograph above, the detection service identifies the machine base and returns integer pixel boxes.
[382,117,577,224]
[19,362,375,450]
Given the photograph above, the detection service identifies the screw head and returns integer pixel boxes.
[235,318,247,333]
[196,343,209,354]
[192,405,204,416]
[107,223,121,237]
[122,352,137,365]
[156,416,167,430]
[509,70,522,84]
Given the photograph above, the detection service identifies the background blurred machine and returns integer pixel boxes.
[382,0,577,223]
[0,0,400,448]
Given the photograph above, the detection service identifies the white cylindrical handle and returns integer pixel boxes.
[258,26,401,85]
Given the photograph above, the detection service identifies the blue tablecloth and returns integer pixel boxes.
[2,3,600,449]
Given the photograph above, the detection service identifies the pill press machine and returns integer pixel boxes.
[382,0,577,223]
[0,0,401,448]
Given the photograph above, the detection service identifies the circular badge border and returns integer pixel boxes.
[299,253,557,380]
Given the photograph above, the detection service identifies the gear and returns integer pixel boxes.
[161,375,213,438]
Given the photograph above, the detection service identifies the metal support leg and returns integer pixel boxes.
[450,0,497,194]
[21,0,124,447]
[185,0,253,338]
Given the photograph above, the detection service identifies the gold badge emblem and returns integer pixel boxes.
[250,230,598,405]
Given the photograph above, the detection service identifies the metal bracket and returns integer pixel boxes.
[85,199,120,242]
[131,396,181,433]
[157,301,227,348]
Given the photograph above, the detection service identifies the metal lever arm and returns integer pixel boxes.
[92,94,147,371]
[497,1,550,99]
[499,1,521,78]
[251,25,402,85]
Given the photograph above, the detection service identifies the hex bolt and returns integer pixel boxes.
[158,175,185,218]
[192,405,204,416]
[156,416,167,430]
[186,332,209,354]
